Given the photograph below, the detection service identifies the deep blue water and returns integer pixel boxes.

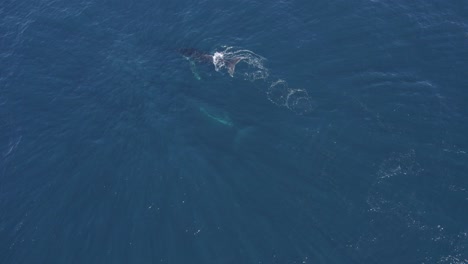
[1,0,468,263]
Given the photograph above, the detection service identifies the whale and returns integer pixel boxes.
[178,48,241,77]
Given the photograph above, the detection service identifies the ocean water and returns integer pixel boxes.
[1,0,467,263]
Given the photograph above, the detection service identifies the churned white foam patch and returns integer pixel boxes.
[212,52,225,72]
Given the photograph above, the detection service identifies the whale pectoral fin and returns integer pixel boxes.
[227,58,241,77]
[189,60,201,80]
[199,107,234,127]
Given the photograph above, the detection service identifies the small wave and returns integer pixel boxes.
[3,136,22,158]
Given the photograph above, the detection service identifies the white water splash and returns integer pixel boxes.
[212,46,269,80]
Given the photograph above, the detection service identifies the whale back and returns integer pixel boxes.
[178,48,213,64]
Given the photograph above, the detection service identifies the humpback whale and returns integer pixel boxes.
[178,48,241,77]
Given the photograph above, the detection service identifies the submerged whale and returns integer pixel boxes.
[178,48,241,77]
[178,48,213,63]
